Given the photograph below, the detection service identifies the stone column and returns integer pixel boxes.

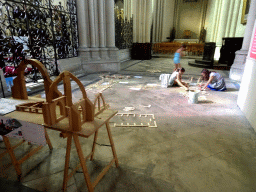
[88,0,96,47]
[145,1,152,43]
[88,0,100,60]
[105,0,119,64]
[133,1,137,42]
[142,0,146,43]
[229,0,241,37]
[152,0,163,42]
[138,0,142,43]
[225,0,235,37]
[210,0,221,41]
[105,0,115,48]
[76,0,119,73]
[76,0,90,60]
[230,0,256,81]
[76,0,88,49]
[215,0,230,54]
[152,0,156,43]
[98,0,108,59]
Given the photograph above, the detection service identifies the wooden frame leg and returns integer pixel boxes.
[0,140,25,160]
[62,134,72,191]
[44,129,53,150]
[2,136,22,181]
[105,122,119,167]
[73,134,94,192]
[90,130,98,161]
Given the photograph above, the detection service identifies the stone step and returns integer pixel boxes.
[212,65,231,70]
[188,62,230,70]
[195,59,212,64]
[188,62,212,68]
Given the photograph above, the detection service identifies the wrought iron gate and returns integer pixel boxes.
[0,0,78,81]
[114,6,133,50]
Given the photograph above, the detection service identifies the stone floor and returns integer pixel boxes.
[1,56,256,192]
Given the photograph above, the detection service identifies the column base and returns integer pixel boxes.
[229,49,248,81]
[58,57,85,77]
[82,61,120,73]
[91,48,101,60]
[79,47,120,73]
[100,48,110,60]
[78,47,91,61]
[118,48,131,62]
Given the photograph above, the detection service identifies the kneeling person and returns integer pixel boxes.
[199,69,226,91]
[169,68,189,91]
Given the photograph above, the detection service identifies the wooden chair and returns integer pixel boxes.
[190,43,198,55]
[197,43,205,56]
[183,30,192,39]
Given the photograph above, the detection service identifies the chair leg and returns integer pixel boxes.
[3,136,22,181]
[44,129,53,150]
[90,130,98,161]
[73,134,94,192]
[62,134,72,191]
[105,121,119,167]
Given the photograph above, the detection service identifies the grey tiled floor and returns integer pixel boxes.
[1,57,256,192]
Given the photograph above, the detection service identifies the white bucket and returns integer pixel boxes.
[159,74,171,88]
[188,90,200,104]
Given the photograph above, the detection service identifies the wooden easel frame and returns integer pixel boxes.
[0,129,53,181]
[61,120,119,191]
[42,71,119,191]
[0,59,58,181]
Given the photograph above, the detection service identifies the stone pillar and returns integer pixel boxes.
[237,20,256,131]
[98,0,108,59]
[214,0,230,59]
[105,0,119,63]
[88,0,100,60]
[210,0,221,41]
[76,0,119,73]
[142,0,146,43]
[133,1,137,43]
[106,0,115,48]
[152,0,156,43]
[138,0,142,43]
[229,0,241,37]
[225,0,235,37]
[76,0,90,60]
[88,0,96,47]
[145,1,152,43]
[152,0,164,43]
[230,0,256,81]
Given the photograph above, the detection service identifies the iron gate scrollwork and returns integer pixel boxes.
[114,7,133,50]
[0,0,78,81]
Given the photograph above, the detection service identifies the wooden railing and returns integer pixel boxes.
[152,42,205,56]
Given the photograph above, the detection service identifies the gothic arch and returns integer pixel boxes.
[12,59,61,100]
